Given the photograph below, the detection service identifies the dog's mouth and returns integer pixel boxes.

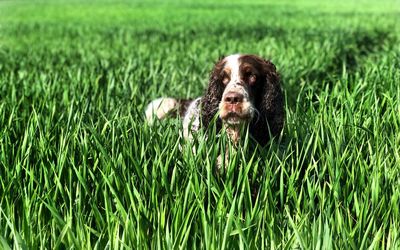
[219,100,254,126]
[221,111,252,126]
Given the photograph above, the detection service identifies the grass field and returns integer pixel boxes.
[1,0,400,248]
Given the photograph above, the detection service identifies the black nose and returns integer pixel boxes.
[224,92,244,104]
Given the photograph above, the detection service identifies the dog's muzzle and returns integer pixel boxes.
[219,85,254,126]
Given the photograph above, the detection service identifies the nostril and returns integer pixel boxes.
[224,92,244,104]
[233,95,243,103]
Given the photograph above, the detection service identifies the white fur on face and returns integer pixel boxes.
[224,54,241,84]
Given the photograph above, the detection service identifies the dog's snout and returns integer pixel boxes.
[224,92,244,104]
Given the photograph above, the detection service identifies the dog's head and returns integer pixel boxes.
[201,54,284,145]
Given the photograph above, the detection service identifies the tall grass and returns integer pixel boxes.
[0,0,399,248]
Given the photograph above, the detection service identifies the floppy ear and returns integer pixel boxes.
[250,59,284,146]
[200,59,225,130]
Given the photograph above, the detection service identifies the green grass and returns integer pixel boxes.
[1,0,400,248]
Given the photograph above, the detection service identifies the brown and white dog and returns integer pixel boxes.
[145,54,284,146]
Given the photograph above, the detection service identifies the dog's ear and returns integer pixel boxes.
[200,57,225,130]
[250,58,284,145]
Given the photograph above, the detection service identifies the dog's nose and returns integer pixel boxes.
[224,92,244,104]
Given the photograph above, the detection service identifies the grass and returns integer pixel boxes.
[0,0,400,248]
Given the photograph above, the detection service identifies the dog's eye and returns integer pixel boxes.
[222,73,230,85]
[248,74,256,85]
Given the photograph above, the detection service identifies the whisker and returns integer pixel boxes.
[252,107,261,123]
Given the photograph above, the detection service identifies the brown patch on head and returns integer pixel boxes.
[240,54,278,78]
[237,54,279,93]
[239,62,259,86]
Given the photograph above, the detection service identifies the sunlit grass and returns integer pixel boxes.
[0,0,399,248]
